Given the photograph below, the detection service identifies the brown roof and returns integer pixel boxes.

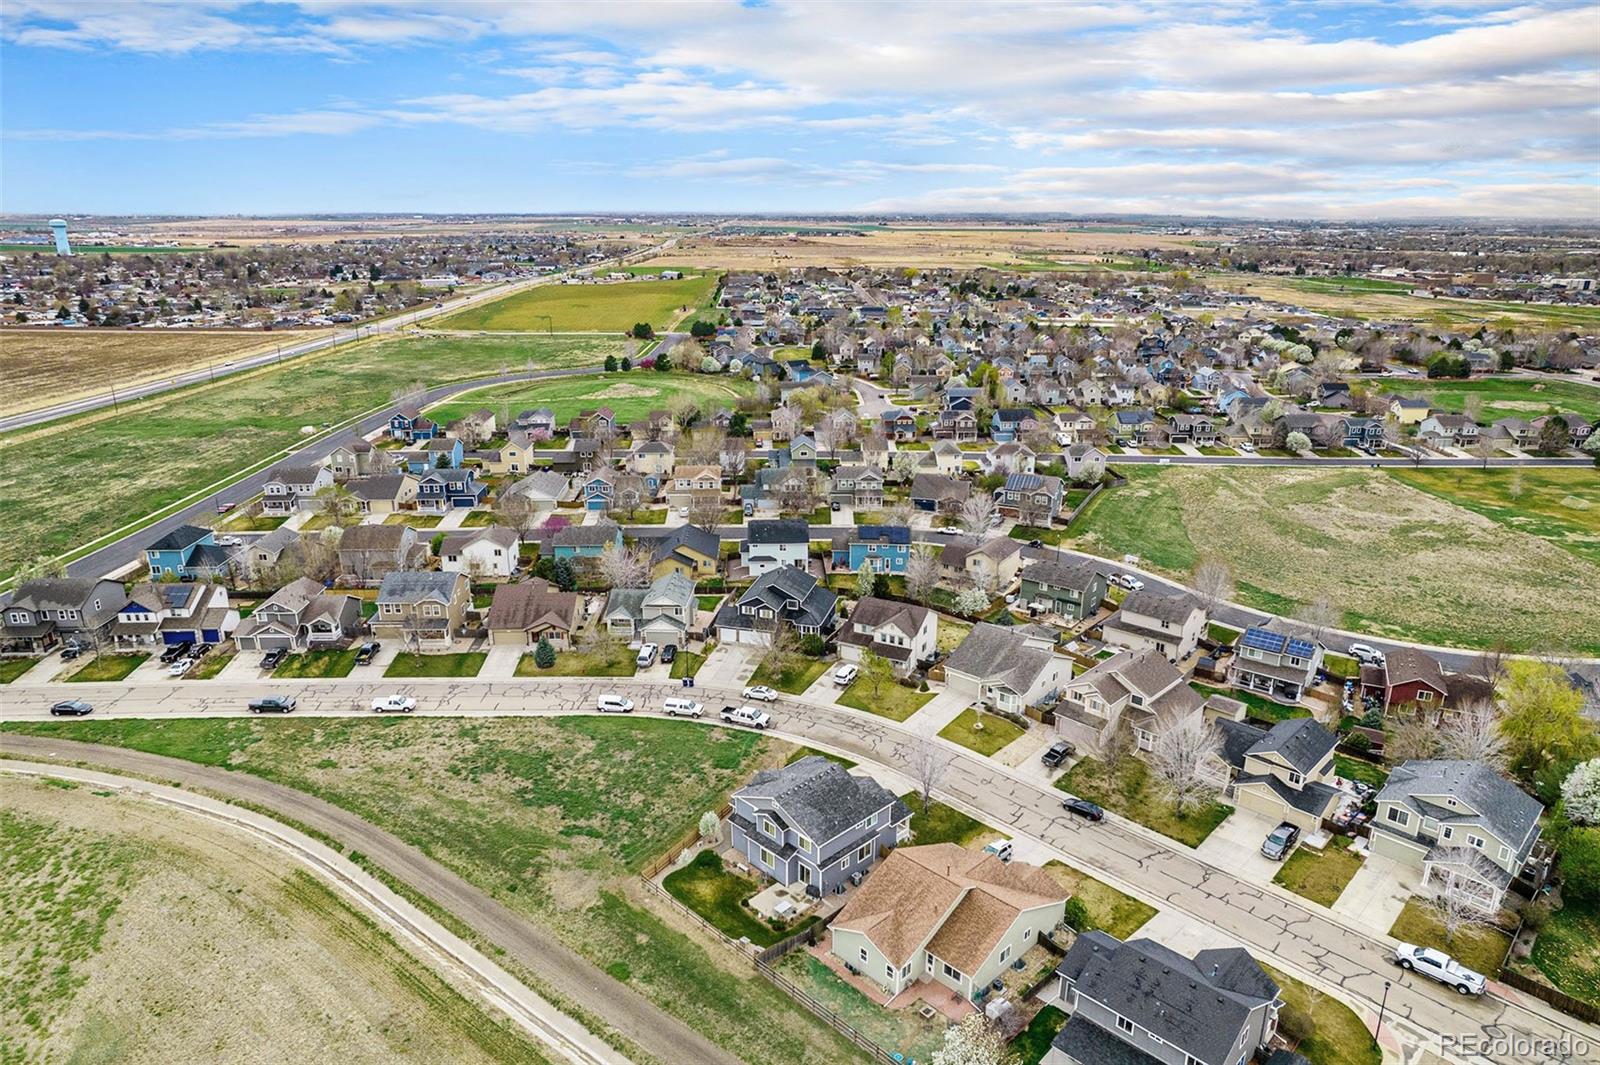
[485,579,580,635]
[1383,647,1447,693]
[832,844,1064,970]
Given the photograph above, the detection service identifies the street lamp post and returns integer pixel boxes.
[1374,979,1391,1044]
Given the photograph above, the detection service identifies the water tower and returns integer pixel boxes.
[49,219,71,255]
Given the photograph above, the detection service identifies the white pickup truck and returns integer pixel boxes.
[720,705,771,730]
[1393,942,1486,995]
[371,694,416,714]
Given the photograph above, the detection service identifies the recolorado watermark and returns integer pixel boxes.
[1438,1032,1593,1060]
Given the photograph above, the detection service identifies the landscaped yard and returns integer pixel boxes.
[1262,963,1381,1065]
[1191,682,1310,723]
[1009,524,1070,545]
[424,372,755,429]
[63,654,148,682]
[837,676,934,721]
[669,650,707,679]
[936,616,972,655]
[748,654,830,695]
[515,643,637,677]
[1333,754,1388,789]
[383,513,442,528]
[185,652,236,680]
[274,648,357,679]
[937,707,1027,756]
[0,657,39,683]
[661,849,812,948]
[1273,836,1363,907]
[384,652,486,678]
[436,273,719,332]
[1043,861,1157,939]
[900,792,997,848]
[1387,898,1512,975]
[1526,898,1600,1010]
[1054,756,1233,848]
[1011,1004,1068,1065]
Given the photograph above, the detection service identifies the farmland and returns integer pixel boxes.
[436,274,720,333]
[0,327,331,416]
[1073,465,1600,652]
[2,716,868,1065]
[0,333,619,578]
[427,371,756,427]
[1,775,548,1064]
[1369,376,1600,424]
[1206,271,1600,328]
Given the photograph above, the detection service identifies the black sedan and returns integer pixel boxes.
[49,699,94,717]
[1061,796,1105,822]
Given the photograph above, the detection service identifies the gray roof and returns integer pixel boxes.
[1050,1015,1162,1065]
[746,518,809,545]
[945,622,1055,694]
[146,524,211,552]
[734,567,837,630]
[1022,558,1103,593]
[552,523,621,547]
[1119,589,1202,626]
[736,756,906,844]
[1378,760,1544,857]
[648,523,720,565]
[1244,716,1337,775]
[376,570,462,604]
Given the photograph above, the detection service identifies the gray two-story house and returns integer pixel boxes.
[729,756,911,898]
[1227,624,1324,706]
[1,577,126,654]
[1217,717,1343,836]
[1048,932,1281,1065]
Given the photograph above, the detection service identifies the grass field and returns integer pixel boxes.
[0,328,332,416]
[1370,377,1600,424]
[63,654,147,682]
[516,644,637,677]
[426,371,755,428]
[0,776,550,1065]
[1055,756,1232,848]
[384,652,486,678]
[437,275,719,332]
[1012,1005,1068,1065]
[1388,899,1511,976]
[0,333,618,579]
[0,657,39,683]
[1042,860,1157,939]
[1390,467,1600,566]
[748,654,831,695]
[1527,898,1600,1010]
[1262,963,1382,1065]
[1073,465,1600,652]
[1208,271,1600,329]
[0,716,867,1065]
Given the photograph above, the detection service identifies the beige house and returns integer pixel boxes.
[1218,717,1343,834]
[931,440,965,476]
[481,429,543,477]
[346,473,419,515]
[630,440,677,480]
[939,536,1024,592]
[485,579,582,648]
[944,623,1072,714]
[836,597,936,677]
[371,571,470,650]
[831,843,1065,1000]
[1055,649,1205,756]
[1101,590,1206,663]
[667,465,722,509]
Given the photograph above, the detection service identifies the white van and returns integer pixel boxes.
[983,839,1013,863]
[636,643,658,668]
[663,697,703,718]
[833,663,859,687]
[596,694,634,713]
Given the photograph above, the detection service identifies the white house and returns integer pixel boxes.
[1101,590,1207,663]
[437,526,520,579]
[739,518,810,575]
[836,597,937,677]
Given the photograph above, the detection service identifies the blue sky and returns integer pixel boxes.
[2,1,1597,219]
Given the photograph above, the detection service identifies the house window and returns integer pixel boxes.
[759,847,774,867]
[885,964,895,980]
[926,952,936,970]
[859,948,869,964]
[1288,771,1303,786]
[1467,833,1485,850]
[942,962,961,981]
[1116,1016,1135,1035]
[1442,826,1454,840]
[999,945,1011,964]
[1417,690,1434,702]
[1499,845,1511,862]
[856,842,871,863]
[1385,807,1410,828]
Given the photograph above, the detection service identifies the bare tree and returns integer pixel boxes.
[762,618,802,673]
[1191,559,1234,617]
[610,473,648,519]
[1437,698,1509,770]
[681,426,722,467]
[719,436,749,479]
[889,448,920,484]
[909,740,952,814]
[959,493,998,537]
[686,492,726,532]
[314,483,360,526]
[495,491,544,548]
[597,541,651,589]
[667,394,701,433]
[1292,596,1340,648]
[881,500,916,530]
[1385,711,1441,764]
[1149,719,1224,816]
[905,545,941,605]
[1471,435,1498,470]
[391,380,426,409]
[775,469,821,517]
[1427,848,1500,940]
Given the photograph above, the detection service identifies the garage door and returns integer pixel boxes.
[251,633,294,651]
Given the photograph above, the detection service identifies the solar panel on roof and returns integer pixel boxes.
[1241,628,1286,653]
[1286,637,1316,657]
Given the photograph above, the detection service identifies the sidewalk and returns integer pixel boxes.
[899,687,970,738]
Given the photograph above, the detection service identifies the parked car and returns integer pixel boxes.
[660,644,676,665]
[248,695,296,714]
[59,645,83,662]
[1348,643,1385,666]
[597,693,634,713]
[1394,943,1486,995]
[259,648,287,670]
[159,642,193,665]
[354,641,382,666]
[217,535,243,548]
[371,694,416,714]
[166,657,193,677]
[49,699,93,717]
[636,643,658,668]
[1238,441,1256,453]
[1041,740,1076,768]
[1261,822,1301,860]
[216,501,237,514]
[1115,573,1145,591]
[742,685,779,702]
[1061,796,1105,822]
[720,705,770,729]
[663,697,703,718]
[833,663,859,687]
[983,840,1013,863]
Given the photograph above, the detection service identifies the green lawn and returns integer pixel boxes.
[383,513,442,528]
[1322,652,1360,680]
[1390,467,1600,567]
[184,652,235,680]
[938,707,1028,756]
[836,677,934,721]
[436,274,719,332]
[1043,861,1157,939]
[1011,1005,1068,1065]
[459,510,500,527]
[384,652,486,678]
[1333,755,1388,790]
[216,511,289,532]
[63,654,147,682]
[274,648,358,679]
[0,657,39,683]
[1371,376,1600,424]
[784,746,858,770]
[776,953,946,1064]
[1191,682,1310,723]
[425,372,755,428]
[1009,524,1070,545]
[1055,757,1233,848]
[1207,622,1241,646]
[1273,836,1363,907]
[748,655,830,695]
[1388,898,1512,975]
[937,616,972,655]
[661,849,812,948]
[900,792,996,848]
[1262,964,1382,1065]
[1528,898,1600,1010]
[0,333,617,580]
[668,650,706,679]
[516,644,637,677]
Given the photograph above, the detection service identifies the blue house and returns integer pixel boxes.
[388,406,439,442]
[831,525,912,574]
[550,523,623,560]
[784,359,814,382]
[1340,417,1385,448]
[416,468,488,512]
[144,524,232,580]
[580,469,617,511]
[990,407,1034,443]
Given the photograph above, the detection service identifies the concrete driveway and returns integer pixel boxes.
[1193,807,1288,885]
[1333,853,1421,936]
[695,643,762,690]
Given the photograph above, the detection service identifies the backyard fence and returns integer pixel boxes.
[755,960,901,1065]
[639,802,731,879]
[1496,966,1600,1025]
[754,911,834,966]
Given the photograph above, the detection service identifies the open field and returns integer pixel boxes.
[0,327,332,416]
[0,775,549,1065]
[0,333,617,579]
[1390,467,1600,566]
[1,716,868,1065]
[1206,271,1600,328]
[1073,465,1600,652]
[1370,376,1600,424]
[427,371,755,427]
[436,275,719,332]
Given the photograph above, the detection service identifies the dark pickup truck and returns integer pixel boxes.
[248,695,296,714]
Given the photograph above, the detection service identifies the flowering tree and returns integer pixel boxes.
[1562,759,1600,826]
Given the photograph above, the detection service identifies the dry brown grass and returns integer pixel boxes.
[0,328,329,415]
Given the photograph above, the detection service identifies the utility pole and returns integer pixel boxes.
[1373,979,1391,1045]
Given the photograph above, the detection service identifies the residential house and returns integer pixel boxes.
[1164,413,1218,446]
[370,571,471,650]
[388,406,438,442]
[836,597,936,677]
[337,523,420,582]
[983,442,1036,475]
[1388,396,1431,425]
[667,464,722,511]
[831,843,1066,999]
[1227,625,1324,705]
[402,436,464,473]
[346,473,420,515]
[261,464,333,516]
[1532,413,1592,449]
[1488,417,1536,449]
[1054,408,1096,443]
[931,439,965,475]
[630,440,676,495]
[646,524,722,581]
[1339,416,1386,448]
[996,472,1064,523]
[1418,413,1480,447]
[828,465,885,508]
[327,439,377,480]
[438,525,520,578]
[1047,933,1280,1065]
[485,579,582,648]
[112,582,238,650]
[603,571,698,650]
[1101,590,1206,662]
[731,756,910,898]
[1055,648,1205,755]
[549,522,623,561]
[1018,559,1107,622]
[939,536,1025,593]
[448,408,496,442]
[480,428,541,477]
[740,519,810,575]
[990,407,1035,443]
[244,525,302,580]
[1063,444,1107,484]
[416,467,487,512]
[579,468,617,511]
[910,473,971,514]
[232,577,362,652]
[1112,409,1157,445]
[713,567,838,645]
[880,407,919,441]
[502,470,573,509]
[1369,760,1545,912]
[143,524,234,580]
[1216,717,1343,835]
[944,622,1071,713]
[1,578,126,654]
[831,525,912,574]
[934,407,979,441]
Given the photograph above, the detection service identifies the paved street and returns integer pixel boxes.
[5,674,1596,1065]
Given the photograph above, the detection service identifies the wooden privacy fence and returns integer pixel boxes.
[639,802,730,879]
[755,960,900,1065]
[1496,966,1600,1025]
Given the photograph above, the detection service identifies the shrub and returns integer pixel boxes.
[603,354,618,372]
[1558,824,1600,905]
[1345,733,1371,754]
[1062,897,1091,932]
[800,634,826,657]
[533,637,556,670]
[1277,1004,1315,1045]
[1521,898,1553,932]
